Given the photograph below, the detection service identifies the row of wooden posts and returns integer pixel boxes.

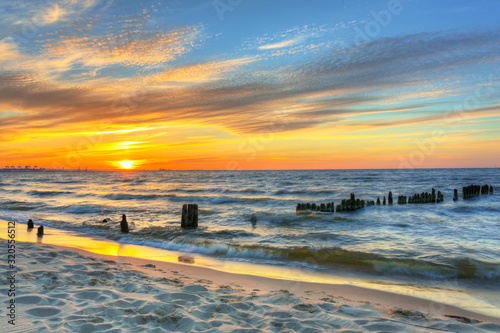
[400,188,444,204]
[27,205,201,235]
[27,219,44,236]
[120,204,199,233]
[462,184,493,199]
[25,184,493,231]
[296,184,494,213]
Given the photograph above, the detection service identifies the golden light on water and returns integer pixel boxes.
[118,160,135,169]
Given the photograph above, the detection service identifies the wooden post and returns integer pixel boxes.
[182,204,199,229]
[376,197,380,205]
[120,214,129,233]
[491,185,494,194]
[453,189,458,201]
[188,204,195,227]
[382,196,386,205]
[27,219,34,229]
[37,225,44,236]
[181,204,188,228]
[388,191,393,204]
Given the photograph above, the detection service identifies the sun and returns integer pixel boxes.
[118,160,135,169]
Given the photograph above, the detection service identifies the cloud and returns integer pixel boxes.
[298,29,500,87]
[0,0,101,29]
[38,3,66,25]
[1,28,499,139]
[258,35,306,50]
[41,17,203,69]
[150,56,256,84]
[0,37,21,62]
[252,25,330,54]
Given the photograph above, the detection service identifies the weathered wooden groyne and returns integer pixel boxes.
[295,184,494,213]
[463,184,493,199]
[296,193,375,213]
[406,188,443,204]
[296,202,335,212]
[336,194,375,212]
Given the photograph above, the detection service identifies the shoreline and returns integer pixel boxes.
[2,220,500,328]
[38,241,500,324]
[4,241,500,332]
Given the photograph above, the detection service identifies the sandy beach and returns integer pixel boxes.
[3,223,500,333]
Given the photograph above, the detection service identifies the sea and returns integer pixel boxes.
[1,168,499,315]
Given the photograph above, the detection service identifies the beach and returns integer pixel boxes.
[1,169,500,332]
[3,222,500,333]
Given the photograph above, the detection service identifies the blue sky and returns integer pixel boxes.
[1,0,499,169]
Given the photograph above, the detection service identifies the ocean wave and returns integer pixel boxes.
[278,247,500,281]
[127,238,274,260]
[102,193,175,200]
[17,178,51,183]
[5,205,36,211]
[108,231,500,282]
[64,205,109,214]
[229,188,264,194]
[274,189,337,195]
[48,180,80,184]
[28,190,74,197]
[1,200,41,211]
[167,195,272,205]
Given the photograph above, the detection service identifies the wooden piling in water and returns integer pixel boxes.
[27,219,34,229]
[398,195,407,204]
[481,184,490,195]
[297,201,335,212]
[382,196,386,205]
[120,214,129,233]
[388,191,393,205]
[437,191,443,203]
[181,204,199,229]
[462,184,492,199]
[453,189,458,201]
[37,225,44,236]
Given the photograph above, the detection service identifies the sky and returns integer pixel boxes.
[0,0,499,170]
